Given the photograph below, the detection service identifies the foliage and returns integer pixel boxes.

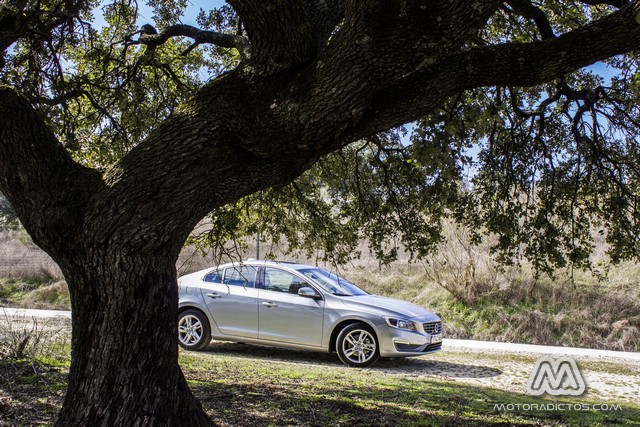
[1,0,237,168]
[2,1,640,273]
[188,129,465,266]
[457,78,640,273]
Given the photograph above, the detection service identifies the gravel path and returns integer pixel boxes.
[382,349,640,404]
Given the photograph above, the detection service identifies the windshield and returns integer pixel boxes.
[298,268,368,296]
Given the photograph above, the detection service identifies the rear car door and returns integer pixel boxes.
[199,266,259,338]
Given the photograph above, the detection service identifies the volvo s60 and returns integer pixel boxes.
[178,260,443,367]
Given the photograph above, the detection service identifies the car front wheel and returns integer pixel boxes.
[336,323,380,367]
[178,309,211,351]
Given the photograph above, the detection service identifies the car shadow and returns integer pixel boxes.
[200,341,502,379]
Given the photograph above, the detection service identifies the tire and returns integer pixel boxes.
[336,323,380,367]
[178,309,211,351]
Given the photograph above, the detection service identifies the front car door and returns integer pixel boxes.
[258,267,324,347]
[199,265,259,338]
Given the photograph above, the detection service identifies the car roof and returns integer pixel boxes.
[219,259,318,272]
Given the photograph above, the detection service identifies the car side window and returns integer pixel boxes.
[203,269,222,283]
[263,268,309,294]
[222,266,257,288]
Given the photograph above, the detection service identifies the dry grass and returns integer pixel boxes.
[0,229,60,278]
[346,258,640,352]
[19,281,70,310]
[0,278,70,310]
[0,312,71,360]
[1,227,639,352]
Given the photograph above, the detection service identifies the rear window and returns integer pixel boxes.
[203,270,222,283]
[223,266,258,288]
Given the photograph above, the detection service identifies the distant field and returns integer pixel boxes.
[1,227,638,352]
[0,229,60,278]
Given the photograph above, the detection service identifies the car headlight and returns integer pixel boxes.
[384,317,416,331]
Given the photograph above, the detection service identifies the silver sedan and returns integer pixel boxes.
[178,260,442,367]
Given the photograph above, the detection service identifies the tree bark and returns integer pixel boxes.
[54,248,212,427]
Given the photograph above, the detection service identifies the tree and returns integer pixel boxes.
[1,0,640,425]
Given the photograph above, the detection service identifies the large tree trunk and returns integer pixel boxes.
[54,248,212,426]
[0,86,215,424]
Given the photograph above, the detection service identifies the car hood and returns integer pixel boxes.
[340,294,439,321]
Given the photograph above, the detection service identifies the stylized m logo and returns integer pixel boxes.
[525,356,586,396]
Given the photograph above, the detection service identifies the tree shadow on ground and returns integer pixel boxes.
[191,378,536,427]
[187,348,640,427]
[190,373,640,427]
[0,359,66,426]
[202,341,502,379]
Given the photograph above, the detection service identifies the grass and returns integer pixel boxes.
[0,313,71,361]
[0,314,71,425]
[0,277,70,310]
[0,359,68,426]
[1,338,639,426]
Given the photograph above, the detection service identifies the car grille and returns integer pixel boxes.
[423,321,442,335]
[394,342,443,353]
[395,343,423,351]
[424,342,442,352]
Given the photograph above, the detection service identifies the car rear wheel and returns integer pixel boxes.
[336,323,380,367]
[178,309,211,351]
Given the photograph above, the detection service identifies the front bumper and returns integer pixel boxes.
[375,321,443,358]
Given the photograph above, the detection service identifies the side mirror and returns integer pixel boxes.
[298,287,321,300]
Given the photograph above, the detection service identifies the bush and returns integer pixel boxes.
[20,281,70,310]
[0,312,71,360]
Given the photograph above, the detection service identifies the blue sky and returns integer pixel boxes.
[93,0,226,29]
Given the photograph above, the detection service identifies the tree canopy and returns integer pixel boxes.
[3,1,640,273]
[1,0,640,425]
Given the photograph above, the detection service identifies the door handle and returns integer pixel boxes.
[206,293,222,299]
[262,302,278,308]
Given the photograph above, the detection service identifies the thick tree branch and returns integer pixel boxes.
[31,88,87,105]
[0,86,102,256]
[136,23,249,57]
[505,0,556,39]
[464,1,640,87]
[302,0,345,48]
[228,0,317,74]
[81,70,313,252]
[360,1,640,137]
[0,0,29,61]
